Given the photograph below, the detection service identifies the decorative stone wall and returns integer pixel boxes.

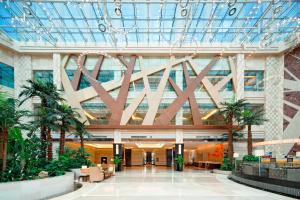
[236,54,245,100]
[264,55,284,156]
[13,55,34,124]
[283,47,300,154]
[53,53,62,90]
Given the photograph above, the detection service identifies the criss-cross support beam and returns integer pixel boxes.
[155,56,221,125]
[79,55,137,125]
[168,62,202,125]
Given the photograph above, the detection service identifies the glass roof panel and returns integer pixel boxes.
[0,0,298,47]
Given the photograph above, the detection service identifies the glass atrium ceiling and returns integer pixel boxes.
[0,0,299,47]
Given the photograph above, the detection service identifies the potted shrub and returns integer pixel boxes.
[175,155,184,171]
[113,155,122,172]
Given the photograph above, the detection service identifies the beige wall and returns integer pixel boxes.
[131,149,144,166]
[154,149,167,166]
[94,148,114,164]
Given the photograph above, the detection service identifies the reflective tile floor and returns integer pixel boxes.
[54,166,295,200]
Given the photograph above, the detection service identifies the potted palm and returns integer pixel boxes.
[113,155,122,172]
[175,155,184,171]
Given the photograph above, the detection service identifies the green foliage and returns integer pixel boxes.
[241,108,267,126]
[59,147,92,169]
[0,129,46,182]
[113,155,122,165]
[45,160,66,177]
[175,155,184,168]
[243,155,259,162]
[220,157,233,171]
[219,98,249,125]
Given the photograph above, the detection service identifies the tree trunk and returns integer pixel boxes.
[80,135,84,157]
[47,128,53,161]
[247,125,253,156]
[2,128,8,171]
[80,135,84,149]
[59,124,65,155]
[40,125,47,159]
[227,117,234,165]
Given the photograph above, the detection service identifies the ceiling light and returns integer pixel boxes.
[84,110,96,120]
[86,143,113,149]
[115,8,122,16]
[26,2,32,6]
[23,6,32,16]
[201,109,218,120]
[229,8,236,16]
[98,23,106,32]
[136,143,164,149]
[181,9,187,17]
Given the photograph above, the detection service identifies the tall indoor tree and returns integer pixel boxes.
[56,104,78,155]
[30,106,58,161]
[219,98,248,164]
[19,80,63,158]
[72,119,89,157]
[0,92,28,170]
[241,108,267,155]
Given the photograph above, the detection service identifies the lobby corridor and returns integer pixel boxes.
[54,166,295,200]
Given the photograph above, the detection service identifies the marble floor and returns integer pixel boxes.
[54,166,295,200]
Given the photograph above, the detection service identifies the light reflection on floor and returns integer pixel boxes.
[53,166,295,200]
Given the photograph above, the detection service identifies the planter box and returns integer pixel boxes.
[287,169,300,182]
[0,172,74,200]
[213,169,232,175]
[269,168,287,180]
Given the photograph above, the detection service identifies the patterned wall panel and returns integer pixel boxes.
[265,56,284,155]
[61,54,240,127]
[283,47,300,154]
[13,55,34,122]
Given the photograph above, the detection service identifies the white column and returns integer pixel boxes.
[176,129,184,143]
[113,129,122,143]
[53,53,62,90]
[236,54,245,100]
[264,55,284,156]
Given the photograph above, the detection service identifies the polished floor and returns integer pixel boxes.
[54,166,295,200]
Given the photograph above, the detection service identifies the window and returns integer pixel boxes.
[33,70,53,83]
[97,70,114,83]
[244,71,264,91]
[0,62,14,88]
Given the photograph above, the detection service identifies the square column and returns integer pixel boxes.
[175,129,184,171]
[53,53,62,90]
[175,143,184,171]
[113,129,123,171]
[264,55,284,156]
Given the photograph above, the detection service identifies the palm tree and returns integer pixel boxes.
[30,107,58,160]
[241,108,267,155]
[0,92,28,170]
[19,80,63,158]
[219,98,248,164]
[72,120,89,157]
[56,104,78,155]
